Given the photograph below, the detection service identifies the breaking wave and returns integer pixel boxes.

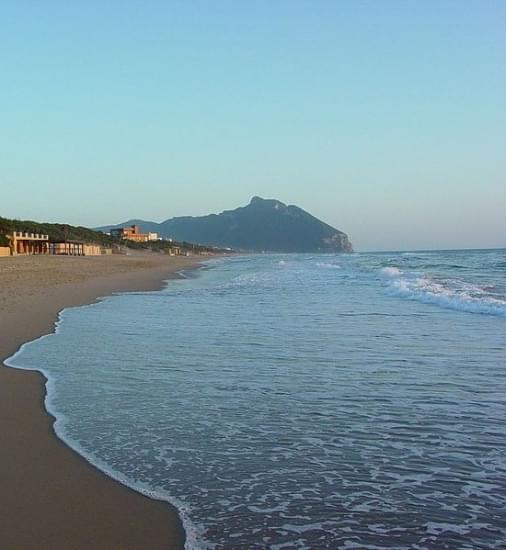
[381,266,506,316]
[316,262,341,269]
[381,266,403,277]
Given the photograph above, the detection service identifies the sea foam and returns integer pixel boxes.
[5,251,506,549]
[382,268,506,316]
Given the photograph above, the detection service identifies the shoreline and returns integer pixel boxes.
[0,252,204,550]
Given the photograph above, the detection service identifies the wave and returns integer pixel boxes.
[316,262,341,269]
[4,307,205,550]
[380,266,403,277]
[381,267,506,316]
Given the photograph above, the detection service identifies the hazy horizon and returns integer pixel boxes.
[2,2,505,251]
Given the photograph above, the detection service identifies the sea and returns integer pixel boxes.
[6,249,506,549]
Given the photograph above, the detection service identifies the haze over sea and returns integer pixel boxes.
[7,249,506,549]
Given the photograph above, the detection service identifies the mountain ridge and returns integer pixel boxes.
[98,197,353,253]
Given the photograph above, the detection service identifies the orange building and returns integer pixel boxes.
[9,231,49,255]
[110,225,158,243]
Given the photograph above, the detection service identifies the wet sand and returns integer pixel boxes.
[0,251,201,549]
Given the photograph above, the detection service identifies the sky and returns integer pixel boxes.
[1,1,505,251]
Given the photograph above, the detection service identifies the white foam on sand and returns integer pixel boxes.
[4,304,205,550]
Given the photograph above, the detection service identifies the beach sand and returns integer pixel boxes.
[0,251,201,549]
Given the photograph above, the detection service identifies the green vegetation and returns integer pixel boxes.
[0,216,117,246]
[145,239,230,255]
[0,215,233,255]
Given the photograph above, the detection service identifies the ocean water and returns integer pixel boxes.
[6,249,506,549]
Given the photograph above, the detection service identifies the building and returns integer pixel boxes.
[110,225,158,243]
[48,242,103,256]
[84,244,105,256]
[8,231,49,255]
[167,246,181,256]
[6,231,107,257]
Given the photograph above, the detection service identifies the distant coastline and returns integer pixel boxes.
[98,196,353,253]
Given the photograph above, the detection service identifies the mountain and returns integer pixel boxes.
[99,197,353,253]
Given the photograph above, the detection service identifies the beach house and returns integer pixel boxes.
[48,242,104,256]
[110,225,158,243]
[8,231,50,255]
[6,232,108,257]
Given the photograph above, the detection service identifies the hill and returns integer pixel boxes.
[99,197,353,253]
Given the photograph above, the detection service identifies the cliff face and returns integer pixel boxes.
[101,197,353,253]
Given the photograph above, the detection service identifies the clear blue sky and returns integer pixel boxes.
[1,1,505,251]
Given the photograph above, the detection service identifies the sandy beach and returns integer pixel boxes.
[0,251,201,549]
